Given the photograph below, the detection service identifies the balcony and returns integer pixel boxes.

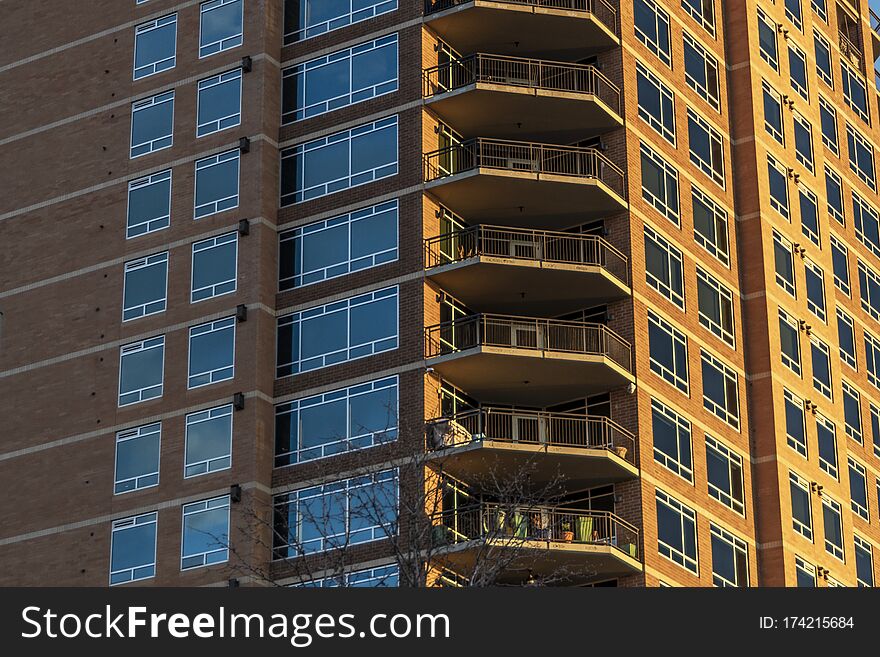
[423,0,619,60]
[423,139,627,228]
[432,503,641,583]
[426,407,638,488]
[424,314,634,404]
[423,54,622,141]
[424,225,630,315]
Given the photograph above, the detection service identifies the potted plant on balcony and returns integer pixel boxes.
[560,520,574,542]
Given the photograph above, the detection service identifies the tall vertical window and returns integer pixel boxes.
[122,252,168,321]
[283,34,398,123]
[822,496,844,560]
[793,112,814,173]
[194,150,240,218]
[637,63,676,144]
[818,97,839,156]
[768,156,789,219]
[277,286,399,377]
[687,109,724,186]
[710,524,748,587]
[279,200,398,290]
[758,9,779,70]
[191,232,238,303]
[683,32,720,111]
[773,230,796,296]
[188,318,236,389]
[785,0,803,30]
[284,0,397,44]
[197,69,242,137]
[763,80,784,144]
[779,309,802,376]
[837,307,857,369]
[127,170,171,238]
[648,311,689,393]
[830,235,850,295]
[804,259,826,322]
[281,116,398,205]
[696,268,734,346]
[784,388,807,457]
[849,458,869,520]
[788,44,809,100]
[816,413,838,478]
[130,91,174,158]
[825,166,844,225]
[134,14,177,80]
[199,0,244,58]
[651,399,693,480]
[858,259,880,320]
[634,0,672,66]
[114,423,161,494]
[795,556,816,586]
[842,380,863,444]
[813,31,833,87]
[847,123,876,190]
[656,489,699,574]
[119,337,164,406]
[811,335,832,399]
[855,536,874,586]
[701,350,740,430]
[681,0,715,36]
[275,377,398,467]
[854,190,880,257]
[841,61,869,124]
[110,513,158,585]
[692,185,729,266]
[798,187,820,246]
[812,0,828,22]
[181,496,230,569]
[790,471,813,540]
[706,435,745,514]
[640,143,680,224]
[873,404,880,458]
[185,405,233,478]
[644,224,685,308]
[867,330,880,389]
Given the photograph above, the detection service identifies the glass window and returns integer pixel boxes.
[110,513,157,585]
[640,143,680,224]
[849,458,869,520]
[873,404,880,458]
[119,337,164,406]
[854,190,880,257]
[279,200,398,290]
[637,63,676,144]
[822,496,844,560]
[656,489,699,574]
[284,0,398,44]
[275,376,398,466]
[122,252,168,321]
[825,166,844,225]
[841,61,869,124]
[799,187,819,246]
[758,9,778,70]
[197,69,242,137]
[804,259,826,322]
[867,330,880,389]
[788,44,808,100]
[681,0,715,36]
[188,317,236,389]
[696,268,734,346]
[644,224,685,308]
[634,0,672,66]
[773,230,796,296]
[842,380,862,444]
[855,535,874,586]
[779,309,802,376]
[281,115,398,205]
[763,80,784,144]
[195,149,240,218]
[134,14,177,80]
[847,123,876,190]
[837,307,857,369]
[181,496,230,569]
[816,412,838,478]
[651,400,693,480]
[692,185,729,266]
[859,259,880,321]
[711,524,748,587]
[784,388,807,457]
[130,91,174,158]
[811,336,832,399]
[793,112,814,173]
[813,31,833,87]
[273,469,398,557]
[795,555,816,586]
[701,349,740,429]
[192,232,238,303]
[819,97,838,156]
[785,0,803,30]
[683,32,720,111]
[706,435,745,514]
[185,405,233,478]
[298,564,400,588]
[687,109,724,186]
[283,34,398,123]
[830,235,850,295]
[648,311,690,393]
[811,0,827,22]
[199,0,243,58]
[790,471,813,540]
[114,423,161,494]
[277,286,398,377]
[768,155,789,219]
[127,170,171,239]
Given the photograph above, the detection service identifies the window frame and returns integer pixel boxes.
[110,512,158,585]
[133,13,177,80]
[126,170,172,239]
[784,388,808,457]
[640,142,680,224]
[656,488,699,574]
[194,149,240,219]
[705,435,745,515]
[687,108,725,187]
[696,267,735,347]
[184,404,234,478]
[692,185,729,266]
[130,90,174,159]
[701,348,740,430]
[118,336,165,407]
[188,317,236,389]
[644,223,686,309]
[196,68,243,137]
[199,0,244,59]
[191,232,239,303]
[811,334,833,400]
[122,252,169,322]
[114,423,161,494]
[180,495,231,570]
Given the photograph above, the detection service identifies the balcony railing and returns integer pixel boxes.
[424,224,629,285]
[433,503,639,559]
[423,0,619,37]
[426,407,635,464]
[424,138,626,198]
[423,53,621,112]
[839,30,863,68]
[425,314,632,371]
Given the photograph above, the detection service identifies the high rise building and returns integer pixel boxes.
[1,0,879,588]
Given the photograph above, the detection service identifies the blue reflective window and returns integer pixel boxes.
[799,187,819,246]
[197,69,242,136]
[185,405,233,477]
[119,337,165,406]
[123,252,168,321]
[847,123,876,190]
[134,14,177,79]
[192,232,238,302]
[114,423,161,494]
[279,200,398,289]
[854,191,880,256]
[651,399,692,480]
[656,489,698,573]
[634,0,672,66]
[131,91,174,158]
[195,149,240,218]
[110,513,157,585]
[181,496,230,569]
[841,61,869,124]
[188,317,236,388]
[127,170,171,238]
[200,0,243,58]
[284,0,397,44]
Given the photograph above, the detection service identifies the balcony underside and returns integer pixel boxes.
[427,440,638,489]
[427,348,634,405]
[434,539,641,584]
[426,257,630,315]
[424,2,619,59]
[425,85,622,141]
[425,170,627,228]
